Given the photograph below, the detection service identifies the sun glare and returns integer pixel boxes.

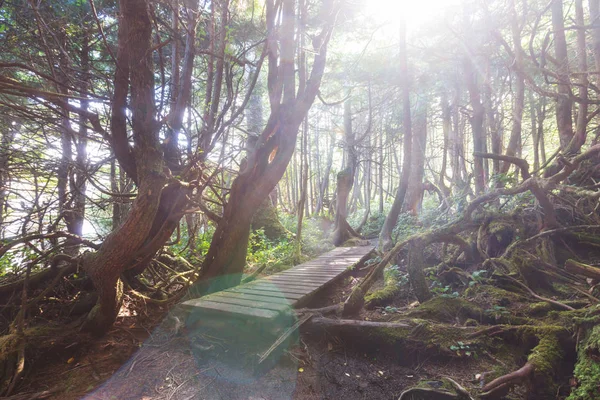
[365,0,463,30]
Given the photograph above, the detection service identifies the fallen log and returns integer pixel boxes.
[565,259,600,281]
[309,317,411,329]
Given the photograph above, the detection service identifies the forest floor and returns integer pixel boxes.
[13,254,521,400]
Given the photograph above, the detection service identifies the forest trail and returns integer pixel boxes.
[84,244,377,400]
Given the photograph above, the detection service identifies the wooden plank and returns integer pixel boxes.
[249,281,322,291]
[213,291,293,305]
[249,279,323,288]
[286,263,349,268]
[285,266,348,272]
[229,287,305,300]
[235,283,311,295]
[278,267,347,273]
[247,285,317,296]
[265,276,332,285]
[278,272,345,278]
[206,293,291,312]
[244,286,316,299]
[181,299,279,320]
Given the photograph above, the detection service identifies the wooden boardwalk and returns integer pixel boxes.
[181,244,374,322]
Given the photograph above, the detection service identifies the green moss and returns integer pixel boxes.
[251,199,289,241]
[568,325,600,400]
[0,333,19,360]
[374,318,469,352]
[407,297,483,323]
[529,302,553,316]
[465,283,526,305]
[547,305,600,327]
[341,237,365,247]
[527,332,562,375]
[365,270,401,309]
[521,329,564,398]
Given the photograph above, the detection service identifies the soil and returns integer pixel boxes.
[13,262,496,400]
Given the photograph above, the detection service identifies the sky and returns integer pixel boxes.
[364,0,463,31]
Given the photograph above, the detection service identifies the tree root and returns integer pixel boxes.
[500,274,574,311]
[481,330,564,399]
[296,303,342,316]
[364,268,401,309]
[398,387,460,400]
[481,363,534,397]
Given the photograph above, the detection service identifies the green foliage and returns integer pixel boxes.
[247,228,295,272]
[484,305,510,319]
[449,341,477,358]
[468,269,488,287]
[347,206,388,238]
[0,251,15,276]
[279,215,334,257]
[392,213,420,242]
[385,264,408,286]
[427,270,459,298]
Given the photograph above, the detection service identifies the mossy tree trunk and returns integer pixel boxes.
[251,195,288,241]
[407,238,432,303]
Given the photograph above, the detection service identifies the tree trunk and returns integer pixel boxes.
[551,0,575,152]
[571,0,588,153]
[82,0,190,335]
[502,0,525,175]
[465,54,486,194]
[315,131,334,215]
[296,120,309,257]
[332,97,360,246]
[403,101,427,215]
[197,0,336,295]
[379,16,411,251]
[589,0,600,77]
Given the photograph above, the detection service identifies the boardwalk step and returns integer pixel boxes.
[183,244,374,327]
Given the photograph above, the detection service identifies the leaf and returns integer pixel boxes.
[450,345,458,351]
[298,368,304,372]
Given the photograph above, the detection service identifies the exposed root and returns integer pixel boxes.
[482,331,564,399]
[398,387,461,400]
[501,274,575,311]
[481,363,534,396]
